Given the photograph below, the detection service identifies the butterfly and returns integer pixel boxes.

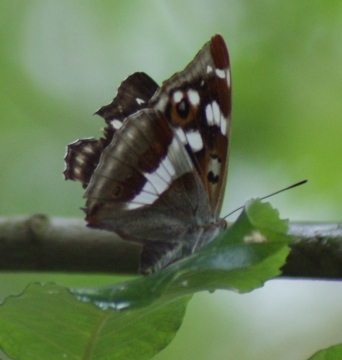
[64,34,232,274]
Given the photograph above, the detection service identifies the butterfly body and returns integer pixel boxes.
[64,35,231,273]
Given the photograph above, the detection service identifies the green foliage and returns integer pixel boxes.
[0,283,190,360]
[0,200,292,360]
[309,344,342,360]
[1,1,342,359]
[73,200,290,308]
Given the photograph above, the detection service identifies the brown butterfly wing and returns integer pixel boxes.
[64,36,231,273]
[150,34,231,218]
[64,72,158,187]
[83,108,220,273]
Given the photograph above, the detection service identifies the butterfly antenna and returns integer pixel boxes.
[223,180,307,219]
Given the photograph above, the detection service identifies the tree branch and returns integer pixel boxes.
[0,215,341,279]
[0,215,140,274]
[283,222,342,279]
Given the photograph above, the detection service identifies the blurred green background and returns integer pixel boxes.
[1,1,342,359]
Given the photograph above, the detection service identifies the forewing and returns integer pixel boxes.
[150,34,231,218]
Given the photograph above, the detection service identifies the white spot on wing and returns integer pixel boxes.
[175,127,187,144]
[141,180,156,194]
[226,68,231,87]
[128,159,176,209]
[205,101,227,135]
[111,119,122,130]
[206,65,213,73]
[73,167,81,176]
[140,153,178,198]
[208,164,220,186]
[127,178,161,210]
[129,190,158,207]
[125,135,196,210]
[215,69,226,79]
[154,94,168,111]
[160,156,176,178]
[127,202,144,210]
[128,135,195,211]
[82,146,95,155]
[136,98,145,105]
[186,130,203,152]
[167,136,194,174]
[144,172,168,194]
[75,156,85,165]
[221,117,227,136]
[205,104,214,126]
[155,163,172,184]
[187,89,200,106]
[212,101,221,127]
[173,91,183,103]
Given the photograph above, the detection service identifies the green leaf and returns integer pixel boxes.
[0,200,292,359]
[74,199,292,307]
[308,343,342,360]
[0,283,190,360]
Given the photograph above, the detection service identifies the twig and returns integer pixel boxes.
[0,215,341,279]
[0,215,140,274]
[282,222,342,279]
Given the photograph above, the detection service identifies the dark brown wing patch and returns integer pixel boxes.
[150,35,231,217]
